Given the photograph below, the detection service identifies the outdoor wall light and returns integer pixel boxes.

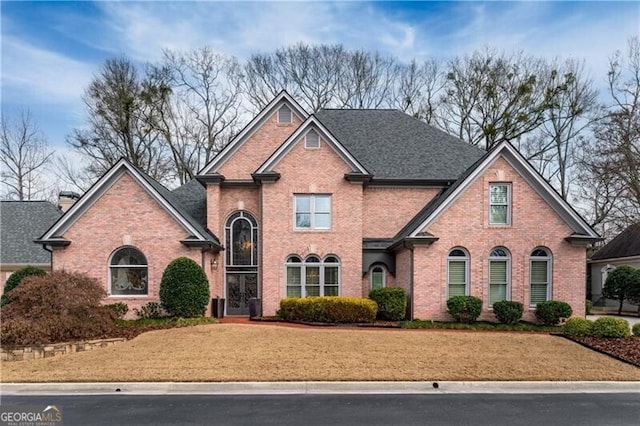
[210,257,219,270]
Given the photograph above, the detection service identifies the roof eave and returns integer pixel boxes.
[565,234,603,247]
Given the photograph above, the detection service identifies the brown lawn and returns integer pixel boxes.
[2,324,639,382]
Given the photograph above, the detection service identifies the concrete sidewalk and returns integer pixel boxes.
[2,381,639,395]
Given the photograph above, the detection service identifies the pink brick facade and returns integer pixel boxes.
[44,93,597,322]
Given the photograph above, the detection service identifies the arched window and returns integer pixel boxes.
[370,265,386,290]
[225,211,258,267]
[489,247,510,306]
[109,246,148,296]
[448,248,469,297]
[530,248,552,306]
[285,254,341,297]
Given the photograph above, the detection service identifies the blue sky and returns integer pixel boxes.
[2,1,639,149]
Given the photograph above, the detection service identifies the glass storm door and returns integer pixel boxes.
[226,273,258,315]
[225,211,258,316]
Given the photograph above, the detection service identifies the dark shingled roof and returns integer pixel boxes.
[591,223,640,261]
[1,201,62,264]
[315,109,485,180]
[171,179,208,228]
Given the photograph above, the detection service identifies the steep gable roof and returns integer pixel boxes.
[315,109,485,181]
[255,115,369,175]
[199,91,308,175]
[591,223,640,261]
[395,140,600,245]
[38,159,220,249]
[0,201,62,264]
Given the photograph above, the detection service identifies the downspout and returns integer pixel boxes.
[43,245,53,271]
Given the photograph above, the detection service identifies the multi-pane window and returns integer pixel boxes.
[225,211,258,267]
[489,247,510,306]
[447,248,469,297]
[285,255,341,297]
[305,129,320,148]
[110,246,148,296]
[530,248,552,306]
[278,105,292,124]
[295,195,331,229]
[489,183,511,225]
[370,266,385,290]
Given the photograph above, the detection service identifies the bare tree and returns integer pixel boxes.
[579,37,640,238]
[68,57,173,185]
[159,47,243,183]
[438,48,555,150]
[0,110,53,200]
[392,59,445,124]
[335,50,396,109]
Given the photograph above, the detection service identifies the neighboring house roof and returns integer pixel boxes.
[38,158,220,249]
[393,140,601,246]
[315,109,486,181]
[199,91,309,175]
[0,201,62,265]
[591,223,640,261]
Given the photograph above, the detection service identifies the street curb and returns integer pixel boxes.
[2,381,639,395]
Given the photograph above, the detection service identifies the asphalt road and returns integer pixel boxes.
[2,393,639,426]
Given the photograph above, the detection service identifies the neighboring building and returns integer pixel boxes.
[589,223,640,311]
[36,92,601,320]
[0,201,62,292]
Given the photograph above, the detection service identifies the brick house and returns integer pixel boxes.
[37,92,600,320]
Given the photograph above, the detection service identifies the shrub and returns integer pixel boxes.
[106,302,129,319]
[133,302,165,319]
[0,271,117,345]
[585,299,593,315]
[602,265,640,315]
[278,297,377,323]
[562,317,593,337]
[590,317,631,338]
[446,296,483,323]
[492,300,524,324]
[535,300,573,325]
[632,323,640,336]
[368,287,407,321]
[1,266,46,306]
[159,257,210,318]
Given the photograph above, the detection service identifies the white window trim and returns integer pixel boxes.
[277,105,292,124]
[447,248,470,298]
[294,194,331,230]
[108,246,149,297]
[488,247,511,307]
[370,265,386,290]
[285,255,341,297]
[529,248,552,307]
[304,129,321,149]
[489,183,512,226]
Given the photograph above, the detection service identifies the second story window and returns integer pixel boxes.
[295,195,331,229]
[489,183,511,225]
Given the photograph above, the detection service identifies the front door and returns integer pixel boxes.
[226,273,258,315]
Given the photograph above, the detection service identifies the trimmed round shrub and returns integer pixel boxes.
[562,317,593,337]
[0,271,117,345]
[368,287,407,321]
[535,300,573,325]
[159,257,210,318]
[590,317,631,338]
[447,296,483,323]
[1,266,46,306]
[632,322,640,336]
[278,297,377,323]
[492,300,524,324]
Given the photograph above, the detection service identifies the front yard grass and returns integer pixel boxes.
[2,324,639,383]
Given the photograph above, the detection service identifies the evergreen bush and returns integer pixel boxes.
[446,296,483,323]
[1,266,46,306]
[492,300,524,324]
[368,287,407,321]
[160,257,210,318]
[562,317,593,336]
[590,317,631,338]
[278,297,377,323]
[632,322,640,336]
[535,300,572,325]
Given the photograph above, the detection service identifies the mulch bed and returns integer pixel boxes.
[564,336,640,368]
